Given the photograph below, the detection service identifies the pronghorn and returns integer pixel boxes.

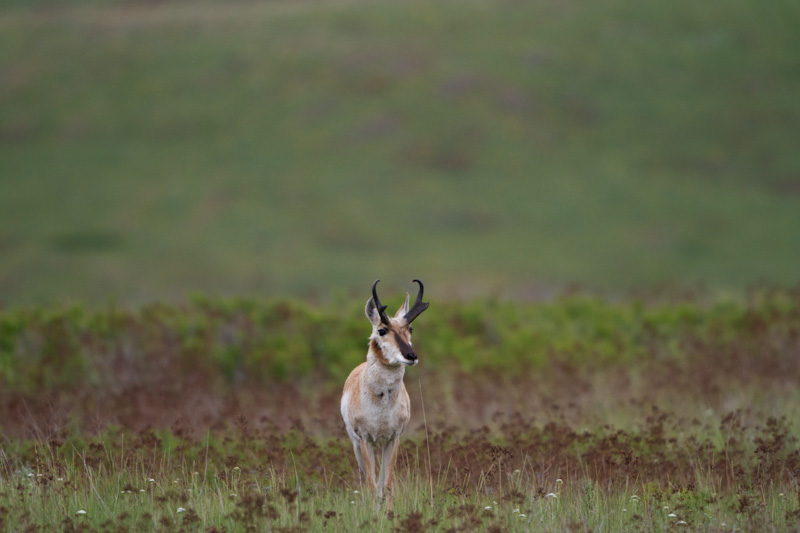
[340,279,429,507]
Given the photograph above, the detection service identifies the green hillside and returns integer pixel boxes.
[1,0,799,305]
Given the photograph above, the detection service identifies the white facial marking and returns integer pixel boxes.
[371,317,417,366]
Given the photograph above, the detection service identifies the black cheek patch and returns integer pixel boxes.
[392,331,414,355]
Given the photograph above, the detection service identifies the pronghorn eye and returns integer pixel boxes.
[378,328,388,336]
[409,326,413,334]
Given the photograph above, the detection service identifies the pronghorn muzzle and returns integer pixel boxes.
[395,332,418,364]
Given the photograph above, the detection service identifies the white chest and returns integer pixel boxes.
[350,378,410,445]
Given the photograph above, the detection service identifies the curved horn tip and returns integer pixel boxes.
[370,278,390,324]
[404,279,429,323]
[411,279,425,298]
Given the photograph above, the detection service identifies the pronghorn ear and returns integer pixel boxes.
[395,293,410,319]
[365,298,383,327]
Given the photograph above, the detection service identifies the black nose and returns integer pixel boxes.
[404,351,417,362]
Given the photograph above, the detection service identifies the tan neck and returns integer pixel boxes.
[366,341,406,387]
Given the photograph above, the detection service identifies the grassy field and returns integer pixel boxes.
[2,0,799,529]
[1,289,799,530]
[2,0,800,305]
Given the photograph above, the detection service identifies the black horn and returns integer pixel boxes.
[371,279,391,326]
[404,279,430,324]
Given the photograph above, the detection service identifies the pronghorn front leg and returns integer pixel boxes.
[377,437,400,510]
[349,437,366,485]
[359,439,378,491]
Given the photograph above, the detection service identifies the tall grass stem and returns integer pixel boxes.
[418,378,433,510]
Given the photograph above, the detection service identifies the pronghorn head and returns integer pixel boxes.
[365,279,429,367]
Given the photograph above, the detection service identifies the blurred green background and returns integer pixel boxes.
[1,0,799,306]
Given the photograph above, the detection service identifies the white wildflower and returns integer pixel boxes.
[668,513,677,518]
[75,510,87,516]
[177,507,186,513]
[484,506,492,510]
[546,492,558,499]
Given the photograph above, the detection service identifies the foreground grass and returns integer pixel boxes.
[2,413,799,531]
